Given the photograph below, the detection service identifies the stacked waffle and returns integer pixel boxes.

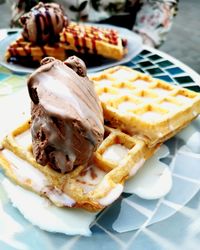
[0,66,200,212]
[6,22,127,66]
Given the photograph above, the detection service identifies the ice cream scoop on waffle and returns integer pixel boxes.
[0,61,200,213]
[59,22,127,60]
[91,66,200,148]
[0,121,158,212]
[0,57,158,212]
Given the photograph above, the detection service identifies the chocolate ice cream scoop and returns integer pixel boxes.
[28,56,104,173]
[20,2,68,44]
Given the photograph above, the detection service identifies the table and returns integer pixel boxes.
[0,31,200,250]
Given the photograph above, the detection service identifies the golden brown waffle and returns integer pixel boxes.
[59,22,127,60]
[1,65,199,212]
[0,120,158,212]
[91,66,200,147]
[5,36,66,64]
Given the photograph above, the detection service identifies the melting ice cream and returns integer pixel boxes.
[20,2,68,44]
[28,56,104,173]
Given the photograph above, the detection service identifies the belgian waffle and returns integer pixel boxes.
[91,66,200,147]
[0,120,158,212]
[1,66,199,212]
[59,22,127,60]
[5,36,66,65]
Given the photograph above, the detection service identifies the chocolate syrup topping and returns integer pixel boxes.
[28,57,104,173]
[40,57,56,65]
[64,56,87,77]
[20,2,68,44]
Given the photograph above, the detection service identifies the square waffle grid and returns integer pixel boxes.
[0,47,200,250]
[92,66,200,147]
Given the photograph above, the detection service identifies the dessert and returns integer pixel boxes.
[20,2,68,44]
[59,22,128,61]
[0,65,199,213]
[5,2,68,66]
[5,3,127,67]
[0,120,158,211]
[28,56,104,173]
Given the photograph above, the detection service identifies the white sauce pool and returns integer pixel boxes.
[124,145,172,199]
[1,178,96,236]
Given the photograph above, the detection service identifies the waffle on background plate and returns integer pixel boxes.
[5,37,66,66]
[59,22,127,60]
[5,22,127,67]
[0,66,200,212]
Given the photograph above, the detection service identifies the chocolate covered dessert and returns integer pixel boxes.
[6,2,68,65]
[28,56,104,173]
[5,2,127,68]
[20,2,68,44]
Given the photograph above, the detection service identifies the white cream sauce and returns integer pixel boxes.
[176,117,200,153]
[129,158,146,177]
[45,187,75,207]
[102,144,129,163]
[2,150,48,192]
[124,145,172,199]
[2,149,76,207]
[1,177,96,236]
[98,184,123,206]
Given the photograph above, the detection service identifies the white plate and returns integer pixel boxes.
[0,24,143,74]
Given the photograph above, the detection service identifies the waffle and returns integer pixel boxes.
[0,120,159,212]
[1,66,199,212]
[91,66,200,148]
[5,36,66,65]
[59,22,127,60]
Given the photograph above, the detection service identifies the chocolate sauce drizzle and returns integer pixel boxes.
[63,23,119,54]
[7,37,47,63]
